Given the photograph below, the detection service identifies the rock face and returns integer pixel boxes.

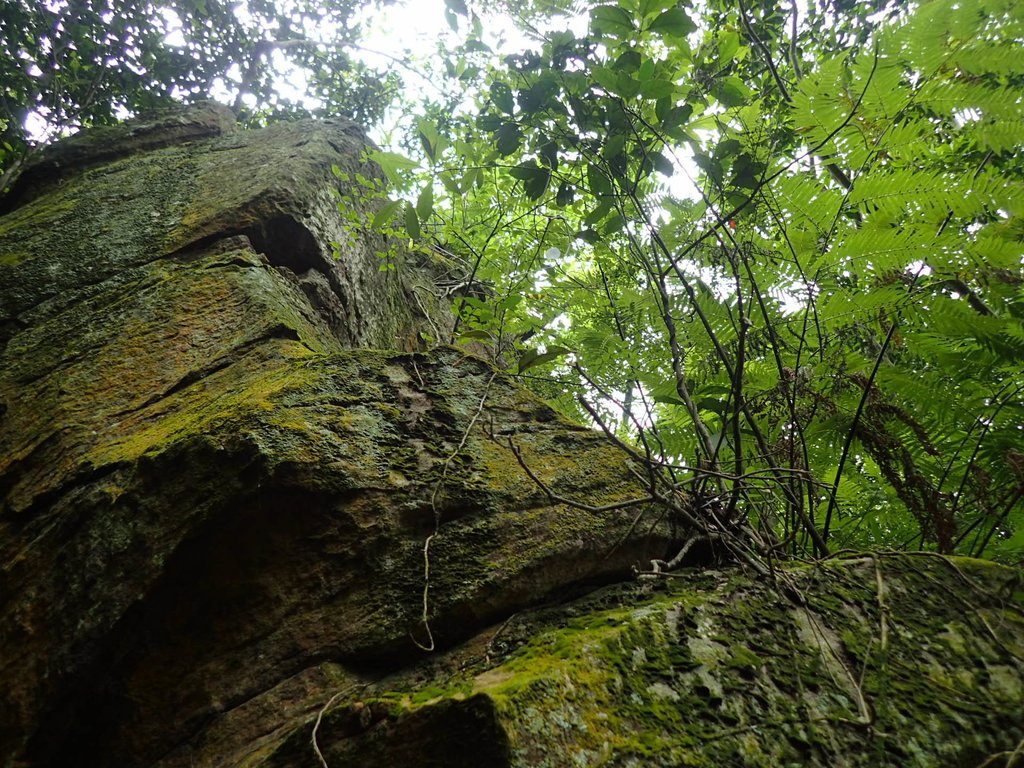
[0,104,1021,768]
[283,555,1024,768]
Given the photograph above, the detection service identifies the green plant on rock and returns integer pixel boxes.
[377,0,1024,564]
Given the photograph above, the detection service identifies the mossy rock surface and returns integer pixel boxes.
[278,555,1024,768]
[0,105,678,767]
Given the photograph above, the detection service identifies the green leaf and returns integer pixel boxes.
[496,294,523,312]
[444,0,468,15]
[417,119,447,162]
[591,67,619,95]
[367,150,419,186]
[617,74,641,100]
[715,138,742,159]
[659,104,693,139]
[439,171,461,195]
[604,133,627,161]
[638,57,656,81]
[403,201,421,239]
[718,29,740,61]
[588,164,613,195]
[371,199,402,229]
[608,151,628,178]
[614,50,642,72]
[640,78,676,100]
[713,76,748,107]
[490,81,515,115]
[603,213,626,235]
[445,7,459,31]
[496,122,523,156]
[576,228,603,244]
[458,329,494,341]
[585,199,614,226]
[519,78,558,114]
[416,183,434,221]
[593,66,638,100]
[539,140,559,169]
[556,181,575,206]
[651,151,675,176]
[655,97,673,123]
[652,392,686,406]
[461,167,481,190]
[524,168,551,199]
[640,0,676,19]
[509,162,551,200]
[697,398,729,415]
[648,8,695,38]
[730,153,763,189]
[509,162,540,180]
[591,5,635,37]
[477,114,504,132]
[518,345,572,373]
[693,152,724,184]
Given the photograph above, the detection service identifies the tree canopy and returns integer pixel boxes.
[3,0,1023,564]
[0,0,396,188]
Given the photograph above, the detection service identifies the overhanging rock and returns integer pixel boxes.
[0,104,1021,767]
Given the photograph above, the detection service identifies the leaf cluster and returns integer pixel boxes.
[0,0,396,190]
[381,0,1024,563]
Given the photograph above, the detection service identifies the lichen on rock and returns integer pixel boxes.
[259,555,1024,768]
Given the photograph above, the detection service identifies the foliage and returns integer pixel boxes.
[380,0,1024,562]
[0,0,397,190]
[3,0,1021,563]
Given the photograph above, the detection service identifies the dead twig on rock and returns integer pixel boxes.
[311,684,363,768]
[412,371,497,652]
[506,437,656,513]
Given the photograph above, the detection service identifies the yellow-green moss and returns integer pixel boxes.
[314,555,1024,767]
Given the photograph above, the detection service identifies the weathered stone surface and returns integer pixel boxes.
[0,101,237,215]
[1,105,1021,768]
[3,342,678,766]
[0,102,447,352]
[287,554,1024,768]
[0,105,679,767]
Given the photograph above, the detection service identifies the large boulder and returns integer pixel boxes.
[0,103,680,767]
[0,104,1021,767]
[273,554,1024,768]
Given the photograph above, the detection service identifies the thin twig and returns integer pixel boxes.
[506,438,655,513]
[413,371,498,652]
[873,556,889,653]
[312,685,361,768]
[411,288,443,344]
[973,738,1024,768]
[651,535,704,572]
